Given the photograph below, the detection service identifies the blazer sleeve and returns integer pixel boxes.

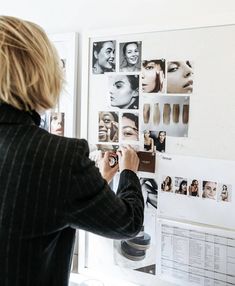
[65,139,144,240]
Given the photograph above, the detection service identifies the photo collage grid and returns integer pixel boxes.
[91,39,194,275]
[92,40,194,164]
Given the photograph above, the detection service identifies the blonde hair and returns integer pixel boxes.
[0,16,63,111]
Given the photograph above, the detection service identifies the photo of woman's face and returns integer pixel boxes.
[121,115,138,141]
[125,43,139,65]
[142,61,164,93]
[158,131,166,143]
[95,41,115,70]
[98,112,118,142]
[167,61,193,93]
[50,112,64,136]
[203,181,217,199]
[109,75,137,108]
[142,61,159,92]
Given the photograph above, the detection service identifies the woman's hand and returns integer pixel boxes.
[117,145,139,173]
[98,151,119,183]
[109,121,119,142]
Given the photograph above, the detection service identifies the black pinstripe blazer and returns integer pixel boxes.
[0,104,144,286]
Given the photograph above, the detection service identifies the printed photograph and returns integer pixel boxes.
[217,183,232,202]
[202,180,217,200]
[143,130,155,152]
[98,111,119,143]
[175,177,188,195]
[121,112,139,141]
[113,178,157,275]
[137,152,156,173]
[92,40,116,74]
[141,59,166,93]
[49,112,65,136]
[119,41,142,72]
[108,74,139,109]
[140,178,158,210]
[148,130,166,153]
[166,61,193,94]
[161,176,173,192]
[141,96,190,137]
[39,113,49,131]
[188,179,200,197]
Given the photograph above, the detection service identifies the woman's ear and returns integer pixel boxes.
[94,51,98,59]
[131,89,139,98]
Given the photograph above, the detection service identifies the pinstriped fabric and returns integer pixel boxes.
[5,129,39,285]
[0,104,144,286]
[15,133,45,283]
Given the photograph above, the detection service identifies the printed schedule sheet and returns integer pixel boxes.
[158,220,235,286]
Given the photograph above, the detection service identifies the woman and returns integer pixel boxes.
[92,40,115,74]
[142,59,166,93]
[121,112,139,141]
[161,176,172,192]
[109,74,139,109]
[98,111,119,142]
[50,112,65,136]
[176,180,187,195]
[155,131,166,152]
[0,16,144,286]
[220,185,229,202]
[119,41,141,72]
[167,61,193,93]
[143,130,154,152]
[188,179,199,197]
[202,181,217,199]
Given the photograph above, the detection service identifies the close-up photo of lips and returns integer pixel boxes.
[183,79,193,92]
[167,60,194,94]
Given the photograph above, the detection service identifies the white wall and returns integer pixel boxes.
[2,0,235,32]
[2,0,235,136]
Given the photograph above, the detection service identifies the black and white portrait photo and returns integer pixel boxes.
[119,41,142,72]
[108,74,139,109]
[92,40,116,74]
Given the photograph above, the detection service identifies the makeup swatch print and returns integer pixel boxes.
[153,103,160,125]
[143,103,150,124]
[182,104,189,124]
[173,104,180,123]
[163,103,171,125]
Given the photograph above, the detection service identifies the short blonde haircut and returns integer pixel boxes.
[0,16,63,111]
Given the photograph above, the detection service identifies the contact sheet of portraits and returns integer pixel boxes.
[39,33,78,138]
[83,24,235,286]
